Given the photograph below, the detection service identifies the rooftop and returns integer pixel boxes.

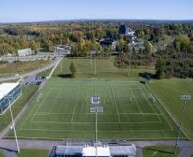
[0,83,19,100]
[82,146,111,157]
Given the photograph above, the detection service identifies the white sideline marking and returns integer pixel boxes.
[70,83,80,122]
[20,128,174,132]
[109,84,121,123]
[30,120,162,124]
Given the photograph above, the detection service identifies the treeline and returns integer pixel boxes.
[0,22,119,56]
[156,34,193,79]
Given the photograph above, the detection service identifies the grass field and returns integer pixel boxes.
[0,60,50,77]
[0,152,5,157]
[142,145,180,157]
[0,86,38,132]
[18,149,49,157]
[53,57,155,80]
[9,78,181,140]
[149,79,193,139]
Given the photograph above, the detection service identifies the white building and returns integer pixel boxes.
[50,144,136,157]
[54,45,71,55]
[83,145,111,157]
[17,48,32,56]
[126,27,135,37]
[0,83,22,114]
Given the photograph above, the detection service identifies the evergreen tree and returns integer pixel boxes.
[156,57,166,79]
[70,61,77,78]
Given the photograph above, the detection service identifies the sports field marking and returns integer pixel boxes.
[109,84,121,122]
[119,113,162,115]
[19,128,174,132]
[85,112,162,115]
[12,135,178,140]
[30,120,162,125]
[19,90,50,130]
[142,85,174,130]
[70,83,80,123]
[30,113,73,116]
[36,93,42,103]
[130,90,143,113]
[139,87,162,123]
[30,89,53,123]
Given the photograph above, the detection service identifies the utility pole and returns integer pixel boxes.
[174,94,191,155]
[95,54,96,75]
[7,98,20,153]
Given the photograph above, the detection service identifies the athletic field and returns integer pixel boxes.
[9,78,180,140]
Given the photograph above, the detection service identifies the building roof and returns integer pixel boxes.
[55,145,82,156]
[82,146,110,157]
[17,48,31,53]
[110,145,136,156]
[0,83,19,100]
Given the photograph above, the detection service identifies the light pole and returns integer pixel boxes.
[174,94,191,155]
[6,97,20,153]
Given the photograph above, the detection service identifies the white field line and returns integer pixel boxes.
[70,83,80,123]
[19,90,49,130]
[142,85,174,130]
[29,91,51,123]
[19,128,174,132]
[130,90,143,113]
[30,113,73,116]
[12,135,178,140]
[119,113,162,115]
[31,120,162,125]
[85,112,162,115]
[109,84,121,123]
[139,87,162,123]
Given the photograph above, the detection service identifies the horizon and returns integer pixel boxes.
[1,18,193,24]
[1,0,193,23]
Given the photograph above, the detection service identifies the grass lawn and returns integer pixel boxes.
[0,86,38,132]
[18,149,49,157]
[0,152,5,157]
[143,145,180,157]
[10,78,180,140]
[37,67,53,77]
[149,79,193,139]
[190,154,193,157]
[53,57,155,80]
[0,60,50,77]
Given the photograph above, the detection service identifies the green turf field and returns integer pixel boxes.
[142,145,180,157]
[149,78,193,139]
[18,149,49,157]
[8,78,180,140]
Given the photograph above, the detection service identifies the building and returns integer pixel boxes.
[119,25,135,37]
[0,83,22,114]
[99,39,117,50]
[54,45,71,55]
[82,145,111,157]
[49,144,136,157]
[17,48,32,56]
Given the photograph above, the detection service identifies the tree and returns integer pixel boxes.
[145,41,153,54]
[156,57,166,79]
[70,61,77,78]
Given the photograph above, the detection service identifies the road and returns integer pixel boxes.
[0,57,62,82]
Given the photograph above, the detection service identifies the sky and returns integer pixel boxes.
[0,0,193,23]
